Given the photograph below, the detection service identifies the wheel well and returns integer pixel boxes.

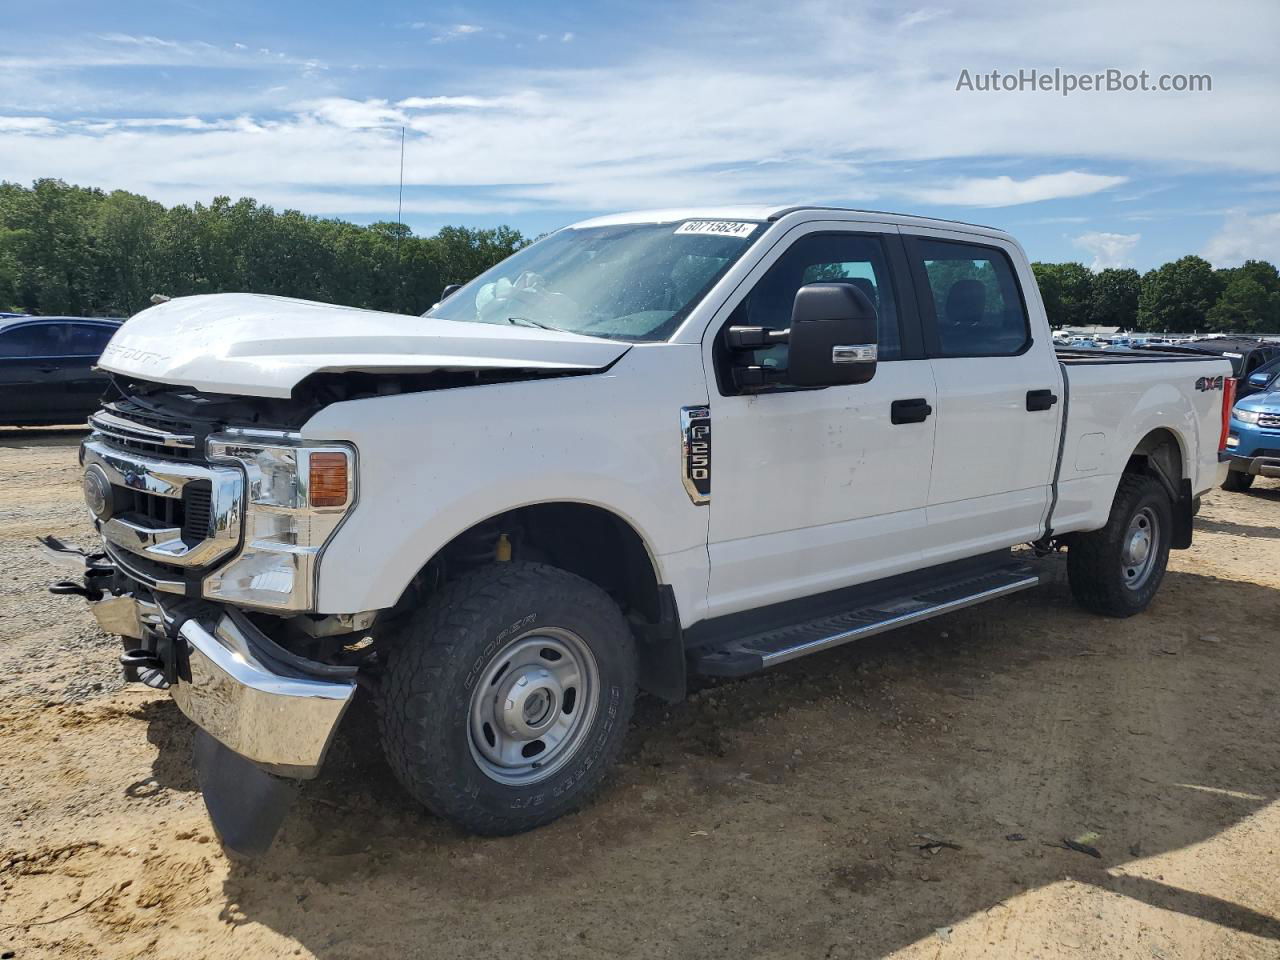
[1124,428,1194,549]
[401,502,664,626]
[1125,428,1185,488]
[392,503,685,701]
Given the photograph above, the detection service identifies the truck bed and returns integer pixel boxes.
[1056,348,1228,365]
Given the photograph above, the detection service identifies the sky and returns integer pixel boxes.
[1,0,1278,270]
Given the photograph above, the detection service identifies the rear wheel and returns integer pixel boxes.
[1068,474,1172,618]
[1222,469,1255,492]
[378,562,637,835]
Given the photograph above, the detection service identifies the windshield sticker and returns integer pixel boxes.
[675,220,757,239]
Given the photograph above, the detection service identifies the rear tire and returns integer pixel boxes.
[378,562,637,835]
[1222,469,1255,492]
[1068,474,1172,618]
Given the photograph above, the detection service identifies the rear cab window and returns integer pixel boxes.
[906,237,1031,358]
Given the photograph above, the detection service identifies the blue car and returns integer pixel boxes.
[1223,389,1280,491]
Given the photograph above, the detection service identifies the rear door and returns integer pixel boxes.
[902,230,1063,562]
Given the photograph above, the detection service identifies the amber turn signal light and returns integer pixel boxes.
[308,452,349,507]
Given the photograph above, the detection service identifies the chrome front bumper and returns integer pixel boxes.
[70,583,355,779]
[169,615,355,778]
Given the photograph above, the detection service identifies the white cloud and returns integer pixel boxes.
[1203,210,1280,266]
[397,94,534,111]
[909,172,1127,207]
[301,98,405,129]
[429,24,483,44]
[0,116,56,133]
[898,8,948,29]
[1073,231,1141,268]
[561,32,575,42]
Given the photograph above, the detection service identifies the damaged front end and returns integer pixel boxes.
[41,387,372,856]
[44,536,358,855]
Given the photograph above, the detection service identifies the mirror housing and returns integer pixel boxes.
[786,282,879,386]
[439,283,463,301]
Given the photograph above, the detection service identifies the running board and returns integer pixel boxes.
[688,561,1039,678]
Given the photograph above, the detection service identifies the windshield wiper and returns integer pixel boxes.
[507,316,567,333]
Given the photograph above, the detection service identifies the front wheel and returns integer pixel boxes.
[1067,474,1173,618]
[1222,469,1255,492]
[378,562,637,835]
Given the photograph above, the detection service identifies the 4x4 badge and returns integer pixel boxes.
[679,406,710,504]
[1195,375,1224,392]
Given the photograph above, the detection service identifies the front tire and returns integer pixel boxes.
[378,562,637,835]
[1067,474,1172,618]
[1222,469,1255,492]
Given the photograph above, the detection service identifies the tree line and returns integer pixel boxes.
[0,179,527,318]
[1031,257,1280,333]
[3,179,1278,333]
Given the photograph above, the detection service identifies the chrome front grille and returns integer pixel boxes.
[1258,413,1280,429]
[89,402,199,460]
[82,436,245,593]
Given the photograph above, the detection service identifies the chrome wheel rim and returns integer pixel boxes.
[467,627,599,786]
[1121,506,1160,590]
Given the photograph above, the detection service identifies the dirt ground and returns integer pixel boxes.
[1,427,1278,960]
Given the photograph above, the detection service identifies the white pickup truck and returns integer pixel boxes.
[46,205,1235,854]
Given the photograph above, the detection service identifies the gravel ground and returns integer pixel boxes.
[1,426,1278,960]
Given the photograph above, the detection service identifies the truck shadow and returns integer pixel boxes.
[141,562,1280,958]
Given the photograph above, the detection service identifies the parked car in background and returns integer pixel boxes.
[1236,354,1280,401]
[1137,337,1280,380]
[1223,389,1280,491]
[0,316,123,426]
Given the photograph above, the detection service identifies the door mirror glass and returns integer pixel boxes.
[786,282,878,386]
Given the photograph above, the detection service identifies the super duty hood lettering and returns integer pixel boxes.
[99,294,630,398]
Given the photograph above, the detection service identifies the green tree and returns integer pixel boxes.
[1206,260,1280,333]
[1089,267,1141,329]
[1137,255,1222,332]
[0,179,529,317]
[1031,261,1093,327]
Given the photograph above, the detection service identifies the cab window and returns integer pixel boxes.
[721,232,902,383]
[910,239,1030,357]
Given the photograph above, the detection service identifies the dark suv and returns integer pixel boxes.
[0,316,123,426]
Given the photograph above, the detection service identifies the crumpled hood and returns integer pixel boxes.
[98,293,630,398]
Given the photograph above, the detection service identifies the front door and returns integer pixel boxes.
[703,224,937,619]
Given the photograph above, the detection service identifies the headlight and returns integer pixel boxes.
[202,430,356,611]
[1233,407,1262,425]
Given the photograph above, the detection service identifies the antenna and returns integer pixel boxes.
[396,125,405,230]
[396,126,406,307]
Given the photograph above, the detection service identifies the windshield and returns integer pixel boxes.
[424,220,765,342]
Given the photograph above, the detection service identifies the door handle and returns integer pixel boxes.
[1026,389,1058,412]
[891,398,932,425]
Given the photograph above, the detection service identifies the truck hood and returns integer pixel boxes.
[98,294,630,399]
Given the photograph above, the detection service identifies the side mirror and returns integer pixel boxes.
[439,283,463,301]
[786,282,878,386]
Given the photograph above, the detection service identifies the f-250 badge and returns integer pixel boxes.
[1195,375,1225,392]
[680,406,711,504]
